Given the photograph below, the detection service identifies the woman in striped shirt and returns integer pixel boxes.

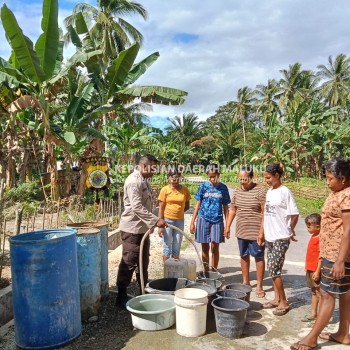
[224,166,266,298]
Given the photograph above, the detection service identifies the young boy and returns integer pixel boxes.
[302,213,321,322]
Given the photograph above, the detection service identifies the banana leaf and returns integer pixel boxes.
[35,0,59,79]
[106,42,140,98]
[1,4,45,84]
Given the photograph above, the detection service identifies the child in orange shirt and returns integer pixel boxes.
[302,213,321,323]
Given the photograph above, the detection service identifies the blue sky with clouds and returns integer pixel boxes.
[1,0,350,130]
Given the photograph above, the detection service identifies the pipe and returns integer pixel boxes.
[139,223,196,295]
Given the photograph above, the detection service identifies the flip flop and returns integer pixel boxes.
[319,333,350,345]
[290,341,318,350]
[273,306,290,316]
[255,290,266,298]
[301,315,316,322]
[262,301,278,309]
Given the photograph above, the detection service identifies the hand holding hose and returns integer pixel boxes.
[156,218,167,228]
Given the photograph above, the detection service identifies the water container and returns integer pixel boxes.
[67,221,109,298]
[224,283,252,302]
[174,288,208,337]
[197,278,222,290]
[10,229,81,349]
[76,228,102,320]
[126,294,176,331]
[164,258,185,278]
[184,259,197,280]
[185,282,216,322]
[216,289,246,300]
[212,297,249,338]
[145,278,193,295]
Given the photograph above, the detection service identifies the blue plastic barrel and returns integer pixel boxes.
[76,228,102,320]
[67,222,109,298]
[98,224,109,298]
[10,229,81,349]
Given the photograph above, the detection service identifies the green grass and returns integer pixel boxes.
[294,196,324,217]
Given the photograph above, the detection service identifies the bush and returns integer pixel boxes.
[4,181,44,203]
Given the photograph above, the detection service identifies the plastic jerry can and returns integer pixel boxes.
[164,258,185,278]
[185,259,197,280]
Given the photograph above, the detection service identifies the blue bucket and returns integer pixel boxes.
[10,229,81,349]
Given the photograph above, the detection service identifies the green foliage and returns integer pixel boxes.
[4,181,44,203]
[294,197,324,217]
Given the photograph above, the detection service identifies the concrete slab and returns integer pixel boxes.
[0,285,12,327]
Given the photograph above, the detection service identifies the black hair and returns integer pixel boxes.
[240,165,254,178]
[139,154,158,164]
[324,158,350,181]
[167,166,181,177]
[206,164,220,174]
[265,163,284,177]
[305,213,321,225]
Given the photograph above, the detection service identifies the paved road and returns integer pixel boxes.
[125,186,348,350]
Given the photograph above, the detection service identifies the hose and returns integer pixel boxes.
[139,223,197,295]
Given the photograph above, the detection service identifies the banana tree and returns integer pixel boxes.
[0,0,103,199]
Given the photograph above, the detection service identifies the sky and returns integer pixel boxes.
[1,0,350,130]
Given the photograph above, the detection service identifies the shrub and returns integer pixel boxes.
[4,181,44,203]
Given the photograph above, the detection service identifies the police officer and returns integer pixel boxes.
[116,154,167,309]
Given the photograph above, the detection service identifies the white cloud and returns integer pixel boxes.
[1,0,350,122]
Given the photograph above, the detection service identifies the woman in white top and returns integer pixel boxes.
[262,163,299,316]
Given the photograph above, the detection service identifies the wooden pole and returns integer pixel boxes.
[14,205,23,235]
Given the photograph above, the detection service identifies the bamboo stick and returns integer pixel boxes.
[42,205,46,230]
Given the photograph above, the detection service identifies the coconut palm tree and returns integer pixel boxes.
[279,63,315,108]
[231,86,256,164]
[317,54,350,107]
[64,0,147,61]
[166,113,202,144]
[254,79,282,127]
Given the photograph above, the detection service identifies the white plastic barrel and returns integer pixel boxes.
[174,288,208,337]
[164,258,185,278]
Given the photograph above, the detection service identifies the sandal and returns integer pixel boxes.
[255,290,266,298]
[262,301,278,309]
[319,333,350,345]
[301,315,316,322]
[290,341,318,350]
[273,306,290,316]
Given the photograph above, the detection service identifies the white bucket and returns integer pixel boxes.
[174,288,208,337]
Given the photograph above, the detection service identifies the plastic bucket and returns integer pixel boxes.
[224,283,252,302]
[197,270,223,280]
[174,288,208,337]
[216,289,246,300]
[67,221,109,298]
[185,282,216,321]
[76,228,102,320]
[145,278,193,295]
[212,297,249,338]
[126,294,175,331]
[10,229,81,349]
[196,278,222,290]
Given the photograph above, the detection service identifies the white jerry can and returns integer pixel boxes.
[185,259,197,280]
[164,258,185,278]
